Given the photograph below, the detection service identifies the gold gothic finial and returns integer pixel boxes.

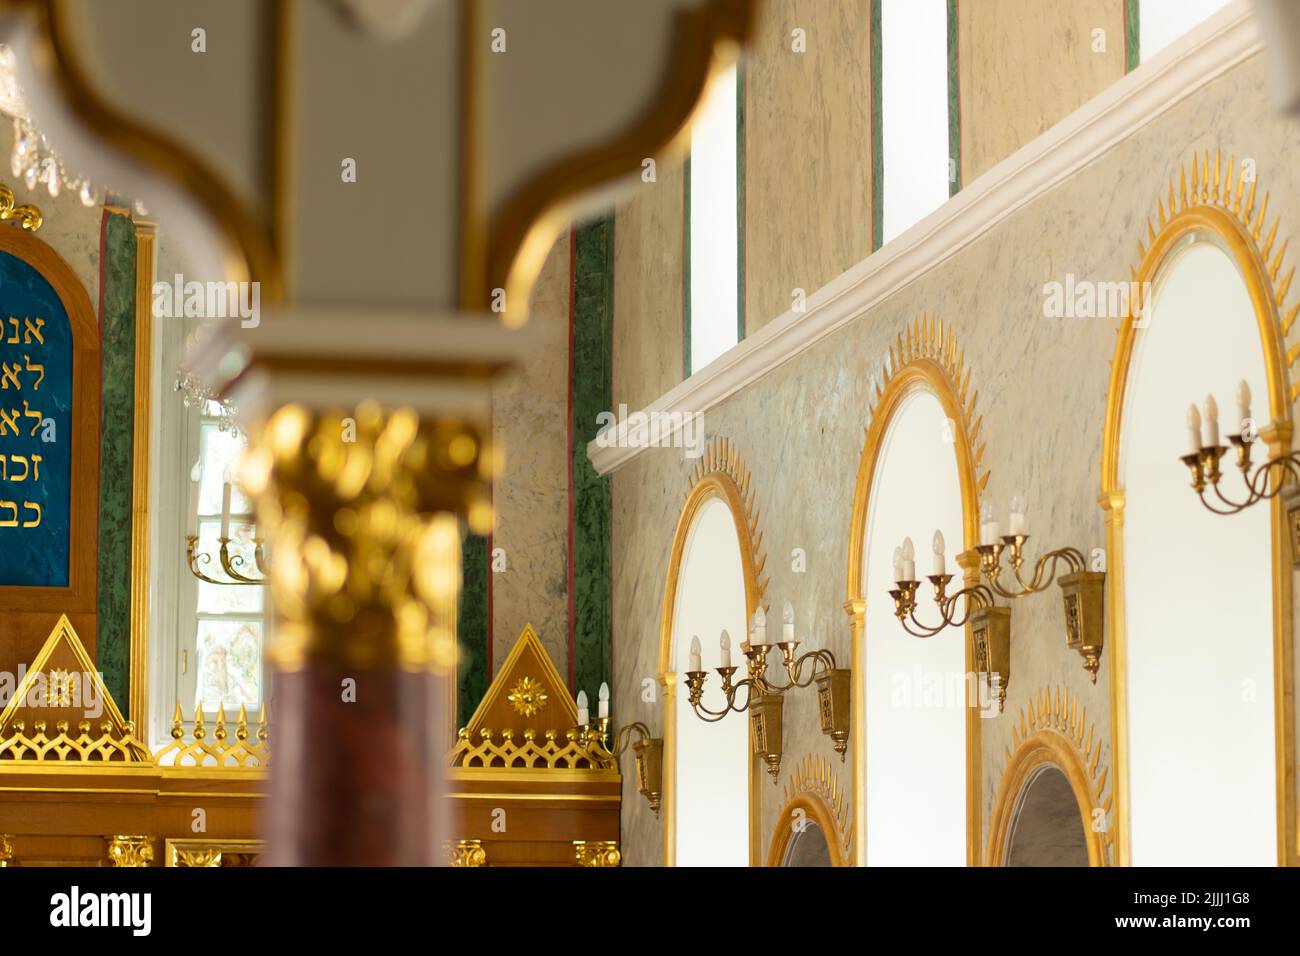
[154,700,270,768]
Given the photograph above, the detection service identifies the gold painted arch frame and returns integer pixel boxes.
[657,437,767,866]
[766,754,852,867]
[986,686,1110,867]
[844,316,990,867]
[1100,150,1298,866]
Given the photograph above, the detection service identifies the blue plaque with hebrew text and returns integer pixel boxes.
[0,249,71,587]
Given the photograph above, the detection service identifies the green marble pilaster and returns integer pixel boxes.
[456,530,489,727]
[96,210,136,707]
[947,0,961,196]
[1125,0,1140,72]
[571,216,613,698]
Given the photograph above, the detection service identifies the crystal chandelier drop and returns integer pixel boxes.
[174,327,240,435]
[0,45,102,206]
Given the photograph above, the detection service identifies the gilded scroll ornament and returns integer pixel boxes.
[105,836,153,868]
[445,839,486,867]
[573,840,620,867]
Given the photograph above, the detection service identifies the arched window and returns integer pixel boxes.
[860,388,967,864]
[1118,241,1275,864]
[687,61,742,374]
[878,0,954,245]
[1137,0,1231,64]
[669,496,749,865]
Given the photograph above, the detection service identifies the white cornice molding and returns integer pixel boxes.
[589,0,1261,476]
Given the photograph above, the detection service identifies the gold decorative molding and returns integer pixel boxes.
[0,834,12,867]
[658,435,768,866]
[573,840,620,867]
[152,702,270,768]
[164,839,263,867]
[449,727,613,772]
[844,316,988,868]
[0,719,149,762]
[1101,150,1296,866]
[445,839,486,867]
[0,181,41,230]
[105,835,153,867]
[986,685,1111,867]
[128,216,156,729]
[774,754,853,865]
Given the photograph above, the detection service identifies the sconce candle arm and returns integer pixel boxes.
[979,537,1086,599]
[757,646,837,693]
[890,575,998,639]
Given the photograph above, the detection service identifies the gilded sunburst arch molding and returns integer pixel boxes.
[986,686,1112,867]
[844,315,991,867]
[1100,150,1298,866]
[657,436,768,867]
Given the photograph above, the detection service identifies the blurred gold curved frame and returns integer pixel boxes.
[844,316,990,867]
[466,0,758,323]
[657,437,767,866]
[1100,150,1297,866]
[985,686,1109,867]
[28,0,283,297]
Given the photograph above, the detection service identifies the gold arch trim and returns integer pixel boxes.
[766,753,852,866]
[844,315,989,867]
[657,436,768,866]
[986,685,1110,867]
[1100,149,1296,866]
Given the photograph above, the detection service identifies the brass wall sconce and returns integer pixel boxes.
[975,497,1106,684]
[682,604,850,778]
[185,474,266,585]
[576,684,663,816]
[888,532,1011,711]
[186,533,268,586]
[1182,383,1300,567]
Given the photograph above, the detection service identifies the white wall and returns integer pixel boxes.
[1121,240,1275,865]
[862,389,967,865]
[672,496,750,865]
[881,0,950,245]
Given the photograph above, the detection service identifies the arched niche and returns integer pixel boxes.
[658,438,766,866]
[845,318,987,866]
[0,222,100,645]
[986,687,1109,866]
[1100,152,1296,865]
[765,755,851,867]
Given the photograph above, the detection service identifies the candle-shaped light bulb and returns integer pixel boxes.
[720,630,732,669]
[576,689,589,725]
[782,601,795,642]
[979,500,999,546]
[187,459,201,536]
[931,529,946,576]
[689,635,702,672]
[892,546,904,582]
[1203,393,1219,448]
[1187,403,1202,454]
[1237,379,1251,435]
[598,682,609,719]
[752,605,768,645]
[901,536,916,582]
[220,479,233,540]
[1008,492,1026,536]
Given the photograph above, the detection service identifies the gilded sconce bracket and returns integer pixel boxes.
[584,719,663,816]
[976,538,1105,684]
